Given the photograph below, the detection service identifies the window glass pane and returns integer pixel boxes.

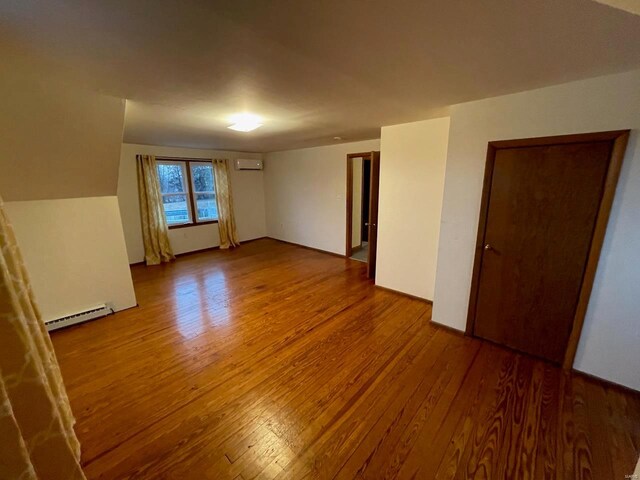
[195,193,217,221]
[162,194,190,224]
[191,164,215,193]
[157,163,186,193]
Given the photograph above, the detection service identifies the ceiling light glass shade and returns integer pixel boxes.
[227,113,263,132]
[228,122,262,132]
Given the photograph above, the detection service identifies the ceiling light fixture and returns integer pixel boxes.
[227,113,263,132]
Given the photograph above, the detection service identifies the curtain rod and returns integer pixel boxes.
[154,156,213,162]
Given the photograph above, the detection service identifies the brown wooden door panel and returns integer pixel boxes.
[473,141,612,363]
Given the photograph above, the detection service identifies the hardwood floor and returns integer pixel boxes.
[51,239,640,479]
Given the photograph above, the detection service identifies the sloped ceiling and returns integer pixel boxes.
[594,0,640,15]
[0,54,125,201]
[2,0,640,152]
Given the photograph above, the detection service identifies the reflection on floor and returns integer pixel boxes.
[350,241,368,262]
[50,239,640,479]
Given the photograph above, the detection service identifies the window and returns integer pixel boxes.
[157,159,217,227]
[190,162,218,222]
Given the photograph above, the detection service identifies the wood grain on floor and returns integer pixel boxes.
[50,239,640,479]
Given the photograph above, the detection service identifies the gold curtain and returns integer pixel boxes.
[213,159,240,249]
[137,154,175,265]
[0,196,86,480]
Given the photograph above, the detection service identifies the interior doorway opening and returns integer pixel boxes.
[350,156,371,262]
[346,151,380,279]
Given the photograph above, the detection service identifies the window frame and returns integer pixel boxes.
[188,161,218,224]
[156,157,218,229]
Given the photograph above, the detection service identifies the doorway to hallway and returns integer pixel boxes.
[346,151,380,279]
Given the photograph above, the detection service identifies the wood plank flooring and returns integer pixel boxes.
[50,238,640,479]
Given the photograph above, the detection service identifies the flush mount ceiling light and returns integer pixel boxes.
[227,113,263,132]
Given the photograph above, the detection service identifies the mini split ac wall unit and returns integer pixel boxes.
[234,159,263,170]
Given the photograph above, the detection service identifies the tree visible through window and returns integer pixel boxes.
[191,163,217,222]
[156,159,217,227]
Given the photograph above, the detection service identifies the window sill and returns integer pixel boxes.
[168,220,219,230]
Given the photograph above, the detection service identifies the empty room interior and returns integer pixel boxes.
[2,1,640,479]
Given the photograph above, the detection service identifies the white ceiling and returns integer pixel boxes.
[3,0,640,152]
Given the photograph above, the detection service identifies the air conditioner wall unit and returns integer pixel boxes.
[234,159,263,171]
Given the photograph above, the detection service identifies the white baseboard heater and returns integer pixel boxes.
[45,304,114,331]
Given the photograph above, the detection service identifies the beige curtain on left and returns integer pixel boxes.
[0,195,86,480]
[137,154,175,265]
[213,159,240,249]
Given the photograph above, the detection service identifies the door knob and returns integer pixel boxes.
[484,244,493,251]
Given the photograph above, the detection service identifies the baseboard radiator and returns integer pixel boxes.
[45,304,114,331]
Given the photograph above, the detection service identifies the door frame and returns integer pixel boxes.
[366,151,381,279]
[346,151,374,257]
[465,130,630,369]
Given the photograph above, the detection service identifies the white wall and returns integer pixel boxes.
[0,60,137,322]
[432,69,640,390]
[264,139,380,255]
[352,157,363,249]
[118,143,267,263]
[376,118,450,300]
[4,197,137,321]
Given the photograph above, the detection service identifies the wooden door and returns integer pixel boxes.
[367,151,380,279]
[470,133,628,364]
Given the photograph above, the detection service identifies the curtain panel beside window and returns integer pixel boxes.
[136,154,175,265]
[212,159,240,249]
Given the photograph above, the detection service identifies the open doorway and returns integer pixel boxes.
[346,151,380,279]
[350,156,370,262]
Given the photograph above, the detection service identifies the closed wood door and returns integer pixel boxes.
[367,151,380,279]
[472,139,615,364]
